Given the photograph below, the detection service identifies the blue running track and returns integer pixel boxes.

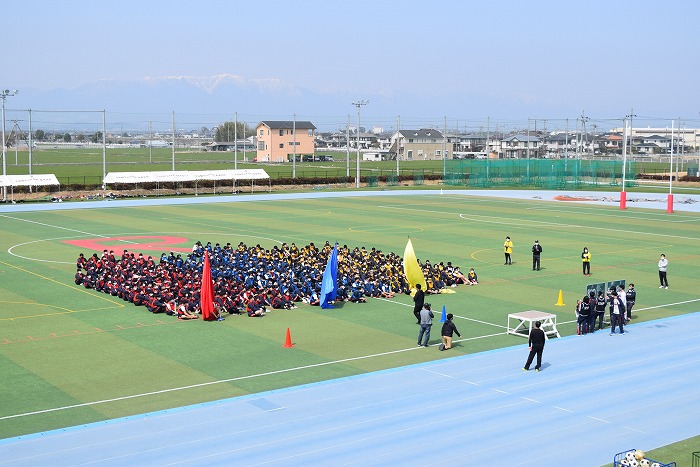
[1,313,698,466]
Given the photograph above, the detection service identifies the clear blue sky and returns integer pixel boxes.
[3,0,700,128]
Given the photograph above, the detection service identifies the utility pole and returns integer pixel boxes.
[396,115,400,176]
[10,119,20,165]
[148,121,152,164]
[345,115,350,178]
[580,111,589,158]
[171,111,176,171]
[443,115,447,177]
[234,112,238,170]
[102,110,107,184]
[352,100,368,188]
[527,118,530,160]
[626,109,637,157]
[292,114,296,179]
[28,109,32,176]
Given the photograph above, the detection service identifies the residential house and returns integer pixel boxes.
[351,132,378,150]
[255,121,316,163]
[597,133,623,154]
[639,135,670,153]
[456,134,488,153]
[635,143,662,155]
[391,129,446,160]
[541,133,576,157]
[500,135,540,159]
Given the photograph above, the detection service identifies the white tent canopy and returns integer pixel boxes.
[0,174,60,188]
[103,169,269,184]
[102,169,271,193]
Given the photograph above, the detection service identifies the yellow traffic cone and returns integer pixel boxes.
[555,290,565,306]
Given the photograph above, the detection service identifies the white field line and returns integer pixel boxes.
[0,332,504,422]
[376,204,700,241]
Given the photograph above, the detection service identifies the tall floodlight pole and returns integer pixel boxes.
[352,100,368,188]
[1,89,19,202]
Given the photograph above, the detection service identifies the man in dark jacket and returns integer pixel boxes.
[531,240,543,270]
[440,313,461,350]
[523,321,546,371]
[413,283,425,324]
[625,283,636,323]
[576,297,590,335]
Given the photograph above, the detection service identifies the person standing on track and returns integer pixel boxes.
[523,321,545,371]
[504,236,513,265]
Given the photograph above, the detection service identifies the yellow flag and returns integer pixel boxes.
[403,238,426,291]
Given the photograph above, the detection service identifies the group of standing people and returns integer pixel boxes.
[504,237,671,290]
[574,283,637,336]
[503,236,543,271]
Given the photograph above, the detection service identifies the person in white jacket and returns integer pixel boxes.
[658,254,669,289]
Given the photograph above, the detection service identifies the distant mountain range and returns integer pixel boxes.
[8,73,541,132]
[5,74,643,132]
[14,74,349,126]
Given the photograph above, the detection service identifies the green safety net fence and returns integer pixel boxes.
[444,159,637,189]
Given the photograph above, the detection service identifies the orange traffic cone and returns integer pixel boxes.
[555,289,565,306]
[283,327,294,348]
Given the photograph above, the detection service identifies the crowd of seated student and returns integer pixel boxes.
[74,241,469,317]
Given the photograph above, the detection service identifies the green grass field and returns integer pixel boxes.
[1,191,699,463]
[4,147,442,184]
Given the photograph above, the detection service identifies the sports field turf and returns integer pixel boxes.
[1,190,698,446]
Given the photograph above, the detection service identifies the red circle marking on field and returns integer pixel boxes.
[63,236,192,254]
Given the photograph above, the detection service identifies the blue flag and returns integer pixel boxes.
[320,243,339,309]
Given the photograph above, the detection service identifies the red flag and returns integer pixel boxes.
[200,252,216,321]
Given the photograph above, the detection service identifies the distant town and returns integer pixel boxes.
[5,119,699,163]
